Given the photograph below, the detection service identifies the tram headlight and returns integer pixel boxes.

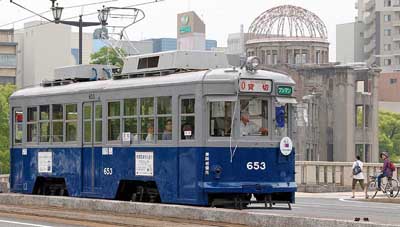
[246,56,261,72]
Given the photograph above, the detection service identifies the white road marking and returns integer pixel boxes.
[338,198,400,209]
[0,219,53,227]
[292,198,400,210]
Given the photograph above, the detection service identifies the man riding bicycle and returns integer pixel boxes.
[377,152,394,190]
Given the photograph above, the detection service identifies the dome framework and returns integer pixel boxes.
[248,5,328,40]
[245,5,330,66]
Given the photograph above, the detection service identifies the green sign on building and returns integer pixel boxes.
[277,86,293,96]
[180,26,192,33]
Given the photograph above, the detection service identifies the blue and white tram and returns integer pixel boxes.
[9,51,296,207]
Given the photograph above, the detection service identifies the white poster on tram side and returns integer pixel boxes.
[38,152,52,173]
[135,151,154,176]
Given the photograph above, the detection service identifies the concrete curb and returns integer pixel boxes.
[0,194,395,227]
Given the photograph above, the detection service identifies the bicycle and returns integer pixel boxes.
[367,174,400,199]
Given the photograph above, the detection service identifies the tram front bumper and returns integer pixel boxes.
[201,182,297,194]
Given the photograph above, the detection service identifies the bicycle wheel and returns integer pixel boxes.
[390,178,400,198]
[383,179,399,198]
[393,179,400,198]
[367,180,378,199]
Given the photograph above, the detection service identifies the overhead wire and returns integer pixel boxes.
[0,0,119,29]
[1,0,163,32]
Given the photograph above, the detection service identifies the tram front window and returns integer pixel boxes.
[240,98,268,136]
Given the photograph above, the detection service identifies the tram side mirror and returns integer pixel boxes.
[276,106,285,128]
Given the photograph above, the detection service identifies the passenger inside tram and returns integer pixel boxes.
[240,98,268,136]
[132,122,154,143]
[181,123,194,140]
[145,123,154,142]
[162,119,172,140]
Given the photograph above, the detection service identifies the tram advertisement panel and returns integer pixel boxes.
[38,152,53,173]
[135,151,154,176]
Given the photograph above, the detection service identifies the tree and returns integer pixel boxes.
[379,111,400,162]
[0,84,16,174]
[90,47,126,68]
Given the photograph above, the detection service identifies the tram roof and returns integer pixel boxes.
[11,68,294,99]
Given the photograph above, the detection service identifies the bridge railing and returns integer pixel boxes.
[296,161,400,192]
[0,174,9,192]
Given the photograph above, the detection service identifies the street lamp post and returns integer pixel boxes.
[50,0,109,64]
[10,0,109,65]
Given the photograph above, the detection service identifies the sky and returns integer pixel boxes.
[0,0,358,61]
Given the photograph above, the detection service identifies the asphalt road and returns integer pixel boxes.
[249,192,400,225]
[0,193,399,226]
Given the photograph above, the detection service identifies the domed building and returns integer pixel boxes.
[246,5,329,65]
[238,5,380,165]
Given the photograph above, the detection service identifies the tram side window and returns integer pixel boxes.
[140,97,154,143]
[157,96,172,141]
[95,103,102,143]
[39,105,50,142]
[181,98,195,140]
[27,107,38,142]
[14,108,23,144]
[83,104,92,143]
[52,104,63,142]
[240,98,268,136]
[123,99,137,143]
[108,101,121,141]
[209,101,232,137]
[66,104,77,142]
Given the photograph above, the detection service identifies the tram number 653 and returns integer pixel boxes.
[247,162,266,170]
[103,168,113,175]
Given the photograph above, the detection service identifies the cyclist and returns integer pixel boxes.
[377,152,393,190]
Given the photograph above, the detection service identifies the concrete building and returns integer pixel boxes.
[227,25,252,56]
[337,0,400,72]
[0,29,17,84]
[291,65,380,162]
[378,72,400,112]
[177,11,206,50]
[245,5,380,162]
[15,21,93,88]
[336,22,366,63]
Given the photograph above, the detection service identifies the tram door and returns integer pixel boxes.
[82,102,103,194]
[177,97,198,200]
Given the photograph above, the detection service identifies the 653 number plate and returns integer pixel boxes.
[246,162,266,170]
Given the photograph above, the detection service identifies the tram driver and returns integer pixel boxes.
[240,111,268,136]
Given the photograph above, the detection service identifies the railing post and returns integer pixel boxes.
[301,164,306,184]
[316,165,320,185]
[366,166,370,179]
[332,166,336,184]
[340,166,345,186]
[324,166,328,184]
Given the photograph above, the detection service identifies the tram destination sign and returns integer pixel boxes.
[239,79,272,93]
[277,86,293,96]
